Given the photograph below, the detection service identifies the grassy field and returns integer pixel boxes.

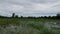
[0,18,60,34]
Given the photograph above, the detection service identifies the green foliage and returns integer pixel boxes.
[0,18,60,34]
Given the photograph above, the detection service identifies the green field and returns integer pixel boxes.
[0,18,60,34]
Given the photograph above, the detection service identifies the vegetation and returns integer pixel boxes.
[0,13,60,19]
[12,13,15,18]
[0,13,60,34]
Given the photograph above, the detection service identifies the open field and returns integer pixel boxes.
[0,18,60,34]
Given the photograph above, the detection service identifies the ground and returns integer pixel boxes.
[0,18,60,34]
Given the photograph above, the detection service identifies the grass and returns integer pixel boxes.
[0,18,60,34]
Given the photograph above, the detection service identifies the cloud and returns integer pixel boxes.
[0,0,60,16]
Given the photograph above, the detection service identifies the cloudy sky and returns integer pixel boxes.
[0,0,60,17]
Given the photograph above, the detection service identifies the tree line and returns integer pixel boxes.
[0,13,60,19]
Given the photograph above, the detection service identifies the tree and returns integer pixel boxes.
[21,16,23,18]
[48,16,51,18]
[56,13,60,18]
[15,15,18,18]
[44,16,47,18]
[12,13,15,18]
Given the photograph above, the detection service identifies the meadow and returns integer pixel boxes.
[0,18,60,34]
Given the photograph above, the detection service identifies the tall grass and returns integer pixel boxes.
[0,18,60,34]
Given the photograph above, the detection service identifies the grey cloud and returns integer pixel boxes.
[29,0,60,4]
[0,0,60,16]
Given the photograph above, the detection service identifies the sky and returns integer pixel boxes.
[0,0,60,17]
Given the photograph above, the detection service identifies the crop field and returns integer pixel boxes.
[0,18,60,34]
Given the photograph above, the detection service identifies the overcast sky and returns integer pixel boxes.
[0,0,60,17]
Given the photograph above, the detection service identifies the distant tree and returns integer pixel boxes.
[44,16,47,18]
[12,13,15,18]
[48,16,51,18]
[40,16,44,18]
[21,16,23,18]
[56,13,60,18]
[15,15,18,18]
